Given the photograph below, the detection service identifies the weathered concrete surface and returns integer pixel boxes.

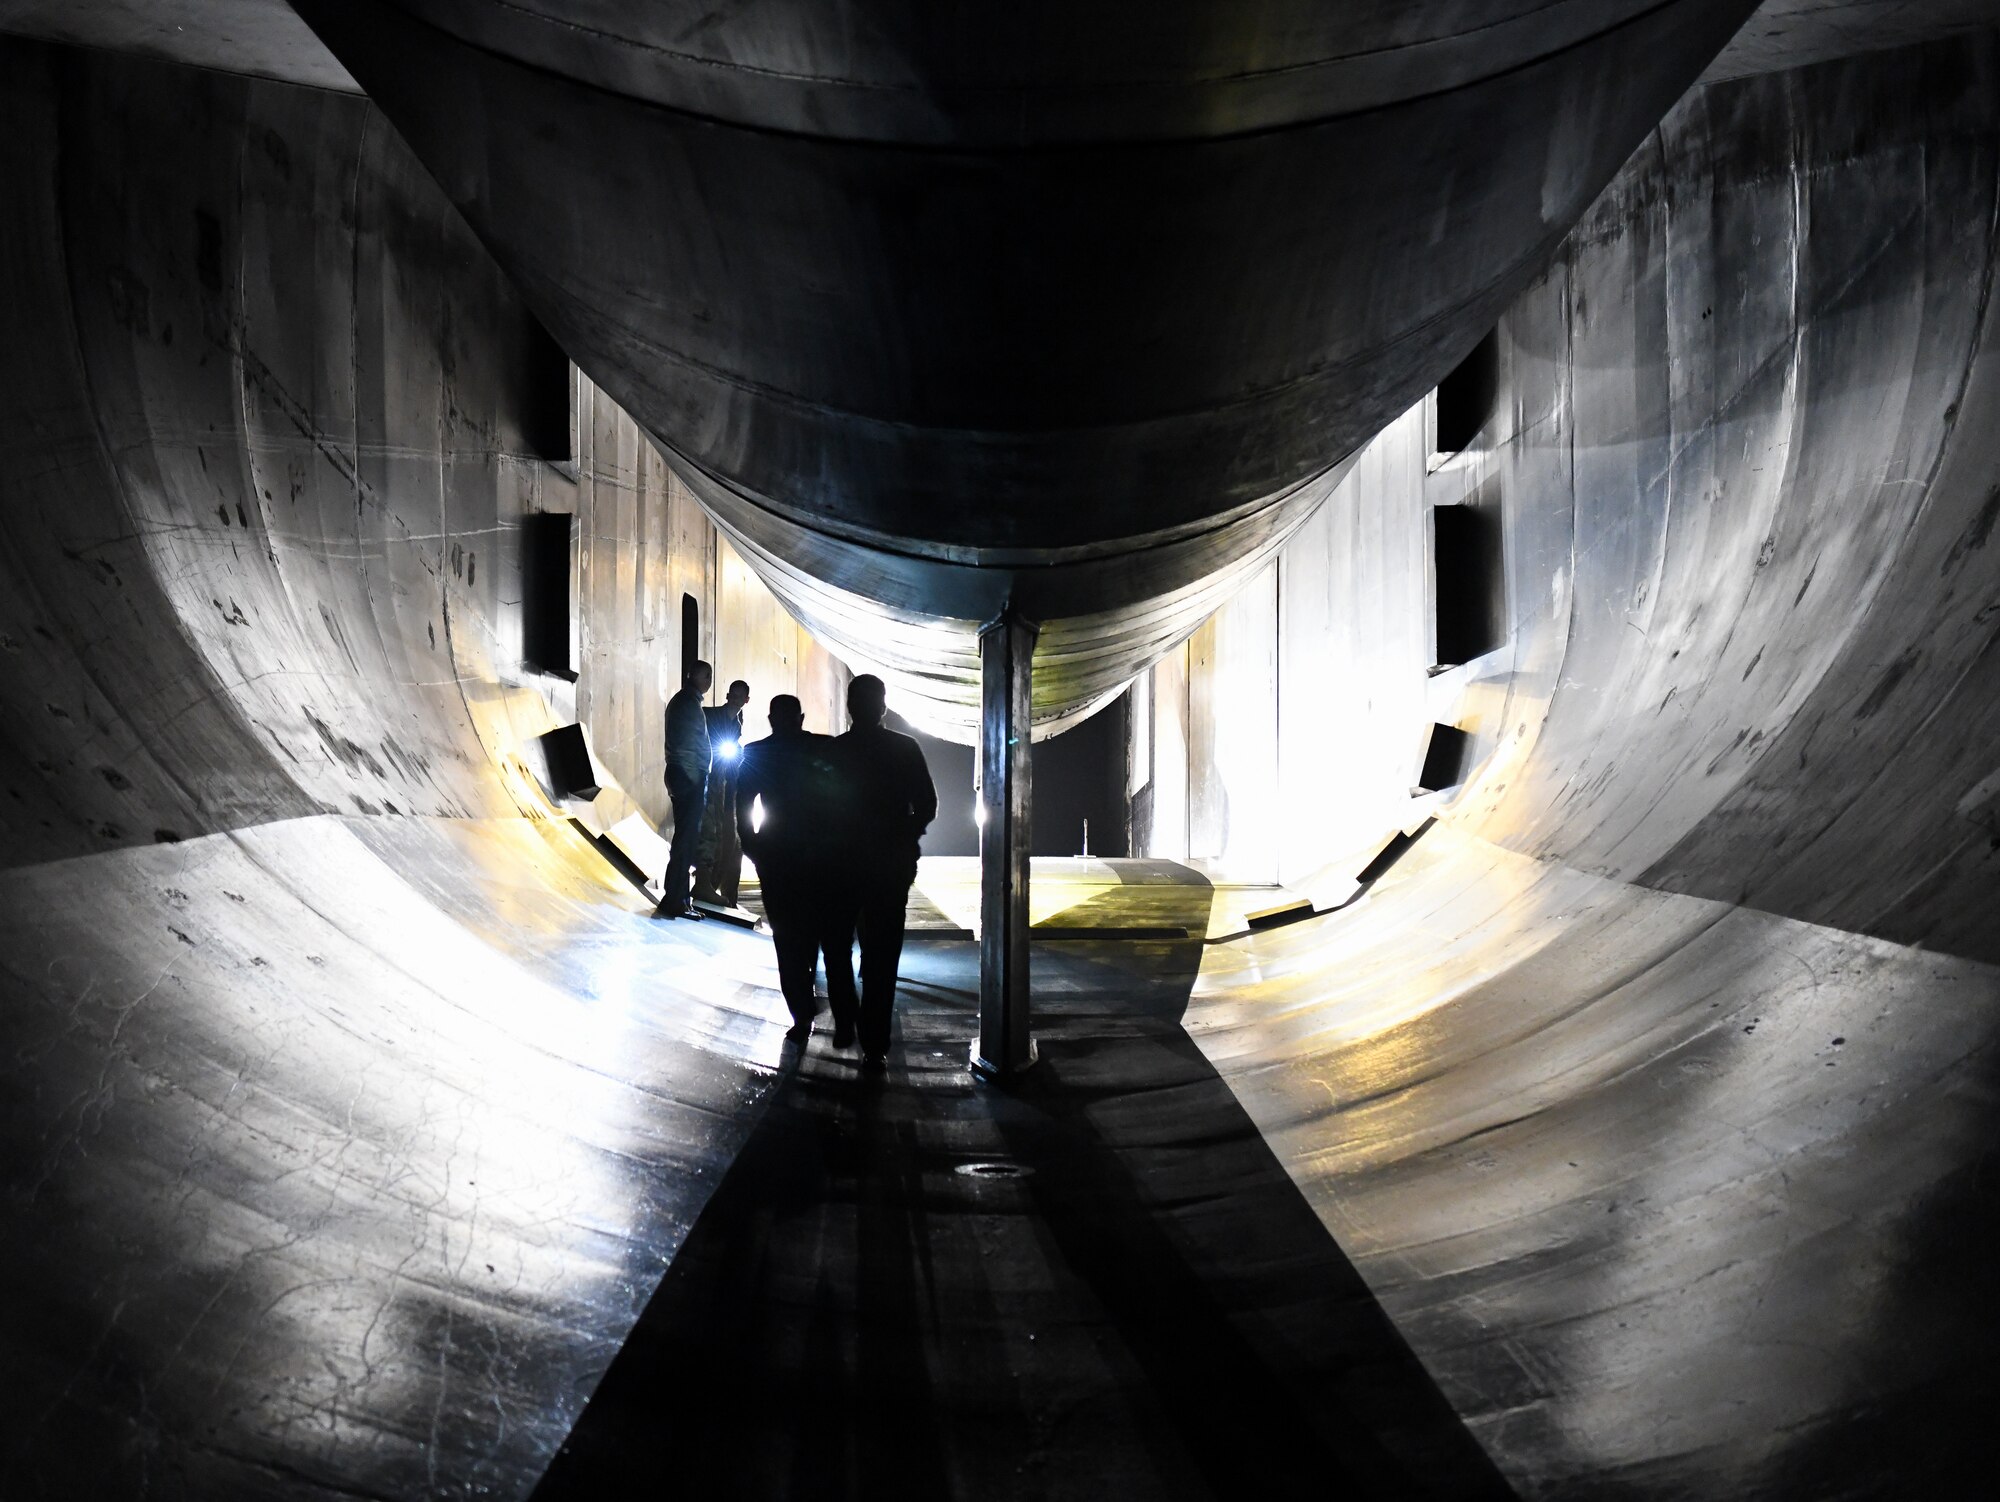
[1455,35,2000,964]
[0,39,841,861]
[0,815,792,1500]
[6,0,1983,99]
[1153,32,2000,1495]
[1,16,1997,1502]
[1153,32,2000,964]
[1702,0,2000,79]
[0,36,839,1501]
[1192,823,2000,1498]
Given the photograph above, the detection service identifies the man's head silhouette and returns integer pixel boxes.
[847,674,887,729]
[684,659,713,694]
[768,694,804,733]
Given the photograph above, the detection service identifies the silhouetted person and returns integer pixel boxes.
[694,678,751,906]
[736,695,844,1036]
[655,660,712,920]
[827,674,936,1066]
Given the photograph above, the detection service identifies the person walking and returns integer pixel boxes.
[694,678,751,906]
[735,695,843,1037]
[825,674,936,1067]
[655,660,713,920]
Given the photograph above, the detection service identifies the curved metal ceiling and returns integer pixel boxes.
[289,0,1758,733]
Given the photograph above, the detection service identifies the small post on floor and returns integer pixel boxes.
[971,605,1038,1083]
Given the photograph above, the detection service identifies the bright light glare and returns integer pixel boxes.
[716,739,740,762]
[974,801,987,828]
[750,794,765,833]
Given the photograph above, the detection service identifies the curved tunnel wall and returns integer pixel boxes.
[0,38,844,857]
[0,19,1996,1502]
[1151,32,2000,964]
[1160,29,2000,1493]
[0,35,847,1500]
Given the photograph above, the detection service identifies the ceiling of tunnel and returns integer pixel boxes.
[1699,0,2000,78]
[5,0,1984,749]
[0,0,357,90]
[269,0,1760,739]
[3,0,1988,98]
[274,0,1688,142]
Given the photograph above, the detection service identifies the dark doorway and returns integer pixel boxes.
[680,593,700,684]
[1432,325,1499,457]
[520,511,575,679]
[1031,693,1129,857]
[890,692,1131,859]
[520,316,573,464]
[1432,488,1506,670]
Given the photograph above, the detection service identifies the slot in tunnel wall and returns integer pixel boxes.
[1146,33,2000,963]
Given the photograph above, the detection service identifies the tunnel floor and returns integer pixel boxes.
[532,860,1510,1501]
[9,821,1992,1498]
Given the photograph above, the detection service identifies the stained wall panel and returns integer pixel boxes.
[1170,34,2000,962]
[0,36,832,852]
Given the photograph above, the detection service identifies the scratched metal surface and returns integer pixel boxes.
[1,15,1998,1502]
[0,40,832,863]
[0,814,795,1499]
[8,1,1983,103]
[0,0,360,91]
[1189,822,2000,1497]
[1441,35,2000,962]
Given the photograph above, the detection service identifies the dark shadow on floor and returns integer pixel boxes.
[532,865,1513,1500]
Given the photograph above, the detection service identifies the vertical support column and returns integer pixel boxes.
[971,607,1038,1082]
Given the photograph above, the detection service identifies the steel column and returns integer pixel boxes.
[971,608,1039,1081]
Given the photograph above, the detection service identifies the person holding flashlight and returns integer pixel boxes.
[694,678,751,906]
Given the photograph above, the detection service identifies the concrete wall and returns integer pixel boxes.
[0,37,835,855]
[1137,401,1439,887]
[1163,35,2000,1492]
[571,373,846,830]
[0,37,844,1497]
[1153,33,2000,965]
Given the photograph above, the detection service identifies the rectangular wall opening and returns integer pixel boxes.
[1414,723,1474,794]
[1031,692,1131,858]
[522,317,574,464]
[521,511,576,679]
[1431,498,1505,670]
[537,722,600,800]
[1431,326,1499,459]
[680,593,700,684]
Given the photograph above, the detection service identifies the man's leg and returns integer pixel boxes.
[660,773,705,915]
[762,877,818,1027]
[820,892,860,1048]
[716,797,744,907]
[691,776,729,902]
[855,874,911,1059]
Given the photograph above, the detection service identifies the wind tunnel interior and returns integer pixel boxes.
[2,6,1999,1502]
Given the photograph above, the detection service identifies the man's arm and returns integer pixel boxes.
[903,740,937,836]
